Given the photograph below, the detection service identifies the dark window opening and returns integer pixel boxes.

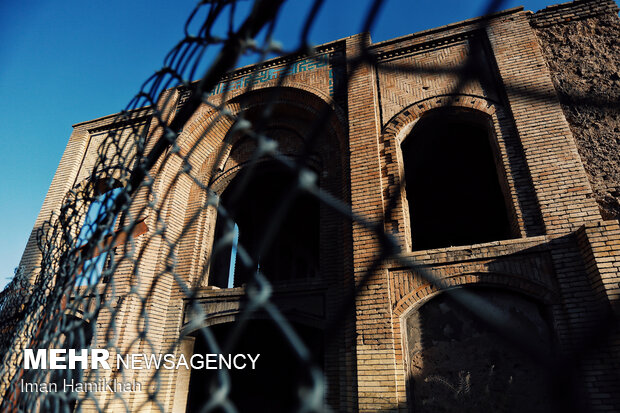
[186,320,324,412]
[401,110,511,250]
[210,163,319,287]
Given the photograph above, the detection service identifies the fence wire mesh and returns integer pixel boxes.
[0,0,618,412]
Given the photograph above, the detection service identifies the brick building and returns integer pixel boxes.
[6,0,620,412]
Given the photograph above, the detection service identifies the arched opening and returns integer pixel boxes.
[186,319,324,412]
[401,109,511,250]
[405,288,553,412]
[76,181,123,286]
[210,162,320,287]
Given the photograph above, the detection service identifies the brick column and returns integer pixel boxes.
[487,11,601,234]
[577,221,620,309]
[489,14,619,412]
[575,221,620,411]
[346,33,401,411]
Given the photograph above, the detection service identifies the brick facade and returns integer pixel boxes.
[11,1,620,411]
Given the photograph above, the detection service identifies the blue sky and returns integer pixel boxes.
[0,0,562,288]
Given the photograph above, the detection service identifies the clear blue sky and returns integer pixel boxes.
[0,0,561,288]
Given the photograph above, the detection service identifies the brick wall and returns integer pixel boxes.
[530,0,619,27]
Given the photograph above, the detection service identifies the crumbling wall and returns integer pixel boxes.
[531,0,620,220]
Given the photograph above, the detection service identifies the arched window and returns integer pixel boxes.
[76,186,122,286]
[210,162,319,287]
[401,109,511,250]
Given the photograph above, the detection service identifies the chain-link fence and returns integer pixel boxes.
[1,0,619,412]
